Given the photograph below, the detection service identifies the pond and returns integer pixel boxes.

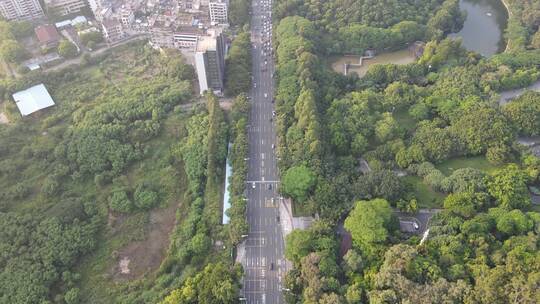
[449,0,508,57]
[330,49,416,77]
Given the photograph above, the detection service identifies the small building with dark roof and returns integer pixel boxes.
[35,24,61,49]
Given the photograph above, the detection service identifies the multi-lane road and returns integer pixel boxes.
[242,0,285,303]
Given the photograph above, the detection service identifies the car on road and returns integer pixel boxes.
[264,93,268,98]
[270,262,274,270]
[252,182,256,189]
[271,144,275,149]
[272,111,276,116]
[276,216,280,222]
[267,184,272,190]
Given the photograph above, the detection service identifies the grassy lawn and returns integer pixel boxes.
[393,110,417,132]
[437,156,500,175]
[403,175,447,209]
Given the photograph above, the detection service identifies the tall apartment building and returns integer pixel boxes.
[0,0,44,21]
[195,33,226,95]
[208,0,227,25]
[101,18,124,42]
[44,0,87,16]
[119,6,134,27]
[87,0,100,13]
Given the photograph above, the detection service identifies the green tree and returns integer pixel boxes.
[224,32,251,96]
[443,192,483,218]
[64,288,80,304]
[344,199,395,247]
[108,190,134,213]
[79,31,103,47]
[375,112,399,142]
[228,0,249,26]
[0,39,26,63]
[134,185,159,210]
[9,21,33,39]
[58,40,78,58]
[161,263,242,304]
[503,91,540,136]
[281,165,316,203]
[487,164,531,210]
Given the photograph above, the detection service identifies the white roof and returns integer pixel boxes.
[12,84,55,116]
[55,20,72,28]
[72,16,87,25]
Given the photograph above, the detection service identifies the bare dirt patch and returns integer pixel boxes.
[111,202,178,281]
[0,112,9,124]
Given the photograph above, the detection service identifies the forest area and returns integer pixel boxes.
[272,0,540,303]
[0,41,244,303]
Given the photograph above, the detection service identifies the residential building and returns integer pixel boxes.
[208,0,227,25]
[119,6,134,27]
[35,24,61,49]
[194,32,226,95]
[44,0,87,16]
[101,18,124,42]
[150,25,174,49]
[0,0,44,21]
[150,24,202,50]
[87,0,100,13]
[173,31,199,49]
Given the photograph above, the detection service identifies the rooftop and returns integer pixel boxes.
[12,84,56,116]
[196,35,217,52]
[35,25,60,44]
[102,18,121,29]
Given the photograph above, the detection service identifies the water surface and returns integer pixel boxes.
[331,49,416,77]
[449,0,508,57]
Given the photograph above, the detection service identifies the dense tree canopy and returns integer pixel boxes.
[161,263,243,304]
[345,199,396,248]
[281,165,317,203]
[58,40,79,58]
[225,32,252,96]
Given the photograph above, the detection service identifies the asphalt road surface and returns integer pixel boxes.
[242,0,285,303]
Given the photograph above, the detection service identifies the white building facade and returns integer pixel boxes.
[208,0,227,25]
[44,0,87,16]
[0,0,44,21]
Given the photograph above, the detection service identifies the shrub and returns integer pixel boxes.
[108,190,134,213]
[134,185,159,210]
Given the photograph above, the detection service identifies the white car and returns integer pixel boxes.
[252,182,256,189]
[264,93,268,98]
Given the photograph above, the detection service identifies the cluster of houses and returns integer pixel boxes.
[2,0,231,95]
[2,0,233,118]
